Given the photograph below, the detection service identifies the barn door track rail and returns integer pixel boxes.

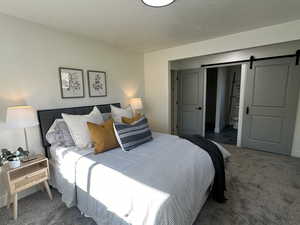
[201,49,300,69]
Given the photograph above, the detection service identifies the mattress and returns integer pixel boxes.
[49,132,226,225]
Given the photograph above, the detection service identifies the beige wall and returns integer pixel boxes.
[0,13,144,206]
[144,20,300,157]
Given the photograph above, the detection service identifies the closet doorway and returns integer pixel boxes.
[170,42,300,155]
[205,65,242,145]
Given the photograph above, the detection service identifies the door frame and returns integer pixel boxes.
[203,63,248,147]
[170,70,178,134]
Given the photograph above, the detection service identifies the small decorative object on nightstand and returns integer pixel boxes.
[0,148,29,169]
[4,154,52,220]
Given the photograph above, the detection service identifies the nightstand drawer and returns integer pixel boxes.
[12,168,48,193]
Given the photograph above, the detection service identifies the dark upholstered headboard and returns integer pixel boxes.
[37,103,121,157]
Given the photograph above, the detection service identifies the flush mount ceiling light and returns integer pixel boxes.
[142,0,176,8]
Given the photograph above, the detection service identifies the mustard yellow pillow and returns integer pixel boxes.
[87,119,119,154]
[122,113,142,124]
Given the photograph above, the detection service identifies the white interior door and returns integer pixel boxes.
[177,68,204,135]
[242,58,300,155]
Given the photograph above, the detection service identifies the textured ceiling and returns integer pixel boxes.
[1,0,300,52]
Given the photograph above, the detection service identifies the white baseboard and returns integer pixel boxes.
[0,194,6,208]
[214,127,220,133]
[292,151,300,158]
[0,186,39,208]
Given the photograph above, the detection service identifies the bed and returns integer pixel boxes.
[37,104,227,225]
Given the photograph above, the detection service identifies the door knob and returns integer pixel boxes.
[196,107,202,110]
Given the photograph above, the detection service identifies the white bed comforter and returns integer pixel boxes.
[51,133,216,225]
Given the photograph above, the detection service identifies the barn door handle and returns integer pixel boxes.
[246,106,250,114]
[196,106,202,110]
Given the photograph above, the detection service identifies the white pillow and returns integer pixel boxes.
[102,112,112,121]
[110,105,133,123]
[62,106,104,148]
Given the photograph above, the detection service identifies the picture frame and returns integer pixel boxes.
[59,67,84,99]
[87,70,107,97]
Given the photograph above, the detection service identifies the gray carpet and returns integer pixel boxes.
[1,146,300,225]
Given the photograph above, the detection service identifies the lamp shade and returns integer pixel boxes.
[6,106,39,128]
[130,98,143,110]
[142,0,176,7]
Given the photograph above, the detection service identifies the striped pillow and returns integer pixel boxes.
[114,117,153,151]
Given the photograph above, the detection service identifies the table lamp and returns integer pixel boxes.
[6,106,39,158]
[130,98,143,114]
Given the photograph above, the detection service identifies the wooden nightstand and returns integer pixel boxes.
[4,154,52,220]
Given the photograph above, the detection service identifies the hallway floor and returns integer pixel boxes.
[205,126,237,145]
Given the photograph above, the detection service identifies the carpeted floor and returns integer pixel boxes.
[1,145,300,225]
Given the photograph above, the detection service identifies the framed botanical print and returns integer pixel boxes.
[59,67,84,98]
[87,70,107,97]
